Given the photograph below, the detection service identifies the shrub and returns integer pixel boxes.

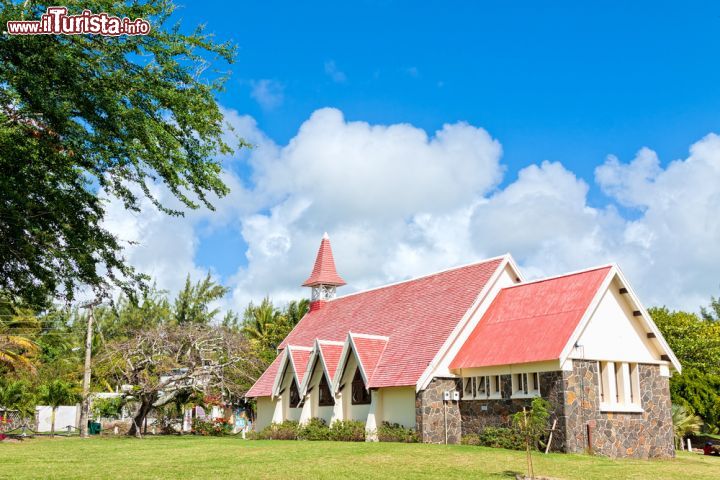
[257,420,300,440]
[192,417,232,436]
[329,420,365,442]
[299,417,331,441]
[377,422,419,443]
[476,427,526,450]
[91,397,124,419]
[461,433,481,446]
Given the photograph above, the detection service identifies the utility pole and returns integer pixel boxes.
[79,299,101,438]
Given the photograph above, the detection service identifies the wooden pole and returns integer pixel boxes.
[545,418,558,454]
[79,300,100,438]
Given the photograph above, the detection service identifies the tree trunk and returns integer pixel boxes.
[50,407,56,438]
[128,396,154,438]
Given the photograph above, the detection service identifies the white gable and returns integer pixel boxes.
[570,276,664,364]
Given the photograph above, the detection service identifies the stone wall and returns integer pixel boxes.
[415,378,462,444]
[563,360,674,458]
[459,372,567,451]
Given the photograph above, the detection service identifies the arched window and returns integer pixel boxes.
[289,378,301,408]
[318,374,335,406]
[351,368,371,405]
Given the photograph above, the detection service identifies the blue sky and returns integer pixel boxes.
[108,2,720,311]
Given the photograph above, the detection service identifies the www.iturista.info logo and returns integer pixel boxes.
[5,6,151,36]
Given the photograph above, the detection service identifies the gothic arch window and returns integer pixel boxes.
[289,378,301,408]
[351,367,371,405]
[318,374,335,406]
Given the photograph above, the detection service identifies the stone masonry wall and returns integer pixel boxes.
[416,378,462,444]
[459,372,567,451]
[563,360,674,458]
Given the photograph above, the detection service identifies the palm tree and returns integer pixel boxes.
[40,380,79,437]
[0,299,40,372]
[672,404,703,449]
[0,379,36,431]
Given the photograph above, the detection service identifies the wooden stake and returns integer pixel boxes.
[545,418,558,454]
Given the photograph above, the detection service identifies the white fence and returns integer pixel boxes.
[35,405,80,432]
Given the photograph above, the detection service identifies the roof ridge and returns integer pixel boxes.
[502,264,613,290]
[328,254,509,302]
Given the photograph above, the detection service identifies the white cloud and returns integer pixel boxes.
[249,79,284,110]
[100,107,720,314]
[324,60,347,83]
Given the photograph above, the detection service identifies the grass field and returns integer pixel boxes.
[0,436,718,479]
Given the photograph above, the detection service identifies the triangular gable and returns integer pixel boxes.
[271,345,313,397]
[332,332,389,391]
[299,339,344,395]
[451,266,611,369]
[560,266,681,373]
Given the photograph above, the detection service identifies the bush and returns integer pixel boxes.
[257,420,300,440]
[299,417,331,441]
[329,420,365,442]
[377,422,419,443]
[91,397,124,419]
[192,417,232,436]
[470,427,526,450]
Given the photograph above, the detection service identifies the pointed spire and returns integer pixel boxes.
[302,233,346,287]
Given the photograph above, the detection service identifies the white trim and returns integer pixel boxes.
[349,332,389,341]
[558,267,617,365]
[271,349,290,399]
[613,265,682,373]
[512,263,615,288]
[416,254,520,391]
[599,404,644,413]
[558,266,682,374]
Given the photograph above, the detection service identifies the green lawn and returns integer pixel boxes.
[0,436,717,479]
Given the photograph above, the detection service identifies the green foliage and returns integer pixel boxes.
[92,397,124,419]
[0,0,243,304]
[377,422,419,443]
[0,378,36,419]
[94,287,171,342]
[669,370,720,430]
[328,419,366,442]
[651,305,720,431]
[255,419,366,442]
[671,404,703,447]
[701,296,720,322]
[650,307,720,374]
[192,417,232,436]
[173,274,229,326]
[256,420,300,440]
[242,298,309,366]
[298,417,331,441]
[512,398,552,450]
[40,379,80,408]
[462,427,526,450]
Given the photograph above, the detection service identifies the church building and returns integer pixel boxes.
[246,233,680,458]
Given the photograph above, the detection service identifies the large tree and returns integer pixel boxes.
[95,324,259,437]
[0,0,241,305]
[651,304,720,431]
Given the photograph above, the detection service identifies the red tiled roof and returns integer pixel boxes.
[245,352,283,398]
[350,334,389,386]
[289,347,312,385]
[277,257,504,390]
[450,266,611,369]
[318,342,343,380]
[302,234,346,287]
